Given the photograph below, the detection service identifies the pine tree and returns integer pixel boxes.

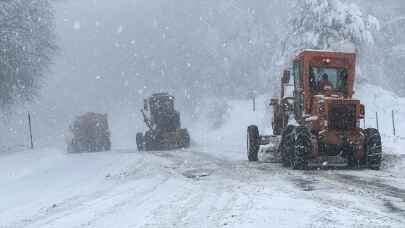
[282,0,379,58]
[0,0,57,108]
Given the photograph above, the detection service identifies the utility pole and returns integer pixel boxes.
[392,110,396,137]
[248,90,257,112]
[253,95,256,112]
[28,112,34,149]
[375,112,379,131]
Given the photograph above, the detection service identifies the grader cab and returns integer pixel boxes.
[247,50,382,170]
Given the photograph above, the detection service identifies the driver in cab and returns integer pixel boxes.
[319,73,333,90]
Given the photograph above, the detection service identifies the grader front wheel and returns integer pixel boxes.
[364,128,382,170]
[247,125,260,162]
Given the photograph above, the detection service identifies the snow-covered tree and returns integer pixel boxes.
[282,0,380,60]
[380,16,405,96]
[0,0,56,108]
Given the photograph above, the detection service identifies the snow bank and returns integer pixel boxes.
[189,95,272,160]
[356,83,405,154]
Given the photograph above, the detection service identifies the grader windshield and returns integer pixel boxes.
[309,66,348,93]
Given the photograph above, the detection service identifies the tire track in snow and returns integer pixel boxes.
[76,174,173,228]
[134,149,272,227]
[322,172,405,219]
[138,180,212,228]
[280,170,405,226]
[233,161,405,227]
[137,150,247,227]
[4,152,171,228]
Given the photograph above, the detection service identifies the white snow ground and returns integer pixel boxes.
[2,146,405,228]
[1,86,405,228]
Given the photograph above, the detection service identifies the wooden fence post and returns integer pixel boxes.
[253,95,256,112]
[248,90,256,112]
[28,112,34,149]
[392,110,396,137]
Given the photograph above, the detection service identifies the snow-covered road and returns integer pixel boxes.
[1,144,405,228]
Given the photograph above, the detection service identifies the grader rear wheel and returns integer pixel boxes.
[279,125,295,167]
[291,126,311,170]
[177,129,190,148]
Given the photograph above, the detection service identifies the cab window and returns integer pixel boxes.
[309,67,348,93]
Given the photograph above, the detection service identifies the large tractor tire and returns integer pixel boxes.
[272,104,283,136]
[279,125,296,167]
[174,112,181,130]
[364,128,382,170]
[247,125,260,162]
[180,130,191,148]
[175,129,190,149]
[290,126,312,170]
[272,116,283,136]
[136,133,144,151]
[280,126,311,169]
[144,131,155,151]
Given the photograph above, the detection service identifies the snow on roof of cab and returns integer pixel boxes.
[151,92,175,99]
[301,49,355,54]
[152,92,170,97]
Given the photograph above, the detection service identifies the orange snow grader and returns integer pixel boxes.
[247,50,382,170]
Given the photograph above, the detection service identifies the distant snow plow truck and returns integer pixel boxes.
[136,93,190,151]
[66,112,111,153]
[247,50,382,170]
